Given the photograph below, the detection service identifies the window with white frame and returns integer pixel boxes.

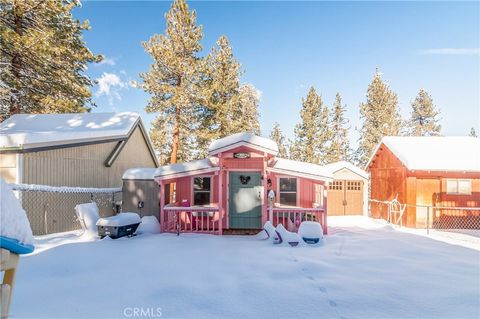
[446,179,471,195]
[193,177,211,205]
[279,177,297,206]
[314,184,324,206]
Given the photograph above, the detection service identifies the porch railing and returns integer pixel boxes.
[270,207,327,235]
[163,206,221,235]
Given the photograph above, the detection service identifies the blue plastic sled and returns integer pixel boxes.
[0,236,35,254]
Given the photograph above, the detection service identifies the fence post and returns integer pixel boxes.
[427,206,430,235]
[43,202,48,235]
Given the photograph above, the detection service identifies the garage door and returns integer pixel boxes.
[327,180,364,216]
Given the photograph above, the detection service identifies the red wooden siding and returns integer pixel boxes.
[368,143,480,228]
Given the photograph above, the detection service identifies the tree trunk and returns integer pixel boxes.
[170,104,180,164]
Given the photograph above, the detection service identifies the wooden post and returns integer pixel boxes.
[323,187,328,235]
[218,153,223,235]
[261,154,268,226]
[159,180,165,232]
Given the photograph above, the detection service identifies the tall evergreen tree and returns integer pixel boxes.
[325,93,350,163]
[356,70,402,166]
[197,35,242,155]
[234,83,261,134]
[290,86,329,164]
[408,88,441,136]
[140,0,204,164]
[0,0,102,121]
[269,122,288,158]
[469,127,477,137]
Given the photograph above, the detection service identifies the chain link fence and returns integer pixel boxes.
[369,199,480,235]
[10,183,122,235]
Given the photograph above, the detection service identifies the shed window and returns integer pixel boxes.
[279,178,297,206]
[446,179,471,195]
[314,184,324,206]
[193,177,211,205]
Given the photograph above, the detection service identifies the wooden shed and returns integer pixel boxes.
[367,136,480,228]
[122,168,160,220]
[0,112,158,234]
[323,161,369,216]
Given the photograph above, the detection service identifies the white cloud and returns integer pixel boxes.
[97,56,116,66]
[96,72,127,105]
[419,48,480,55]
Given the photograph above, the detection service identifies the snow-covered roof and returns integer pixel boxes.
[154,158,220,181]
[208,132,279,156]
[323,161,369,179]
[367,136,480,172]
[0,112,141,150]
[268,158,333,181]
[122,168,157,180]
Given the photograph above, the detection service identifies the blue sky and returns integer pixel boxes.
[76,1,480,146]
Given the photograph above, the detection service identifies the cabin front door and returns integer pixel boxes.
[228,172,262,229]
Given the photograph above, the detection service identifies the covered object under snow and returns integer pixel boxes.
[367,136,480,228]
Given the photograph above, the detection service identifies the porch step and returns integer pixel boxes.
[223,229,262,236]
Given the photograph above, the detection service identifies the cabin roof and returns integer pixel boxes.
[323,161,369,179]
[268,158,333,181]
[154,158,220,181]
[208,132,278,156]
[1,112,140,150]
[367,136,480,172]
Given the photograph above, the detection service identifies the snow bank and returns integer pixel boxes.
[74,203,100,238]
[0,178,34,245]
[96,212,141,227]
[15,221,480,319]
[136,216,160,234]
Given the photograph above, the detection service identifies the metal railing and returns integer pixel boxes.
[369,199,480,234]
[9,183,122,235]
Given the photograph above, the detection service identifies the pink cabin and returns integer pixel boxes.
[155,133,332,235]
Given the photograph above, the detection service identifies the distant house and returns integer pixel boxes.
[0,112,158,234]
[128,133,332,235]
[323,161,369,216]
[366,136,480,228]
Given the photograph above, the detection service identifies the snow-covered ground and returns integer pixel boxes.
[11,217,480,319]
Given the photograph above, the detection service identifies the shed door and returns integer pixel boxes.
[328,180,364,216]
[228,172,262,229]
[415,179,440,228]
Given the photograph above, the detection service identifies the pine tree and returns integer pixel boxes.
[0,0,101,121]
[140,0,204,164]
[197,35,242,155]
[325,93,350,163]
[269,122,288,158]
[357,70,402,166]
[408,88,441,136]
[290,86,329,164]
[233,83,261,134]
[469,127,477,137]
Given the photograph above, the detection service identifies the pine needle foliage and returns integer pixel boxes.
[408,88,441,136]
[356,70,402,166]
[0,0,102,121]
